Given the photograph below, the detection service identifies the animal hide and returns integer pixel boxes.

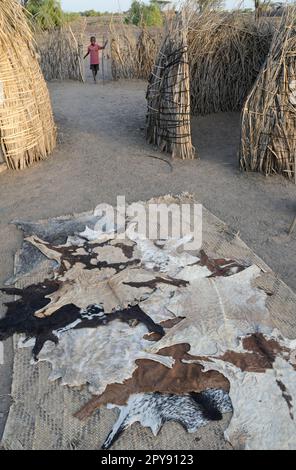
[0,294,165,359]
[145,267,296,449]
[201,341,296,449]
[25,236,189,318]
[75,344,230,420]
[29,320,174,395]
[4,233,252,397]
[149,266,272,356]
[102,390,233,449]
[2,205,296,450]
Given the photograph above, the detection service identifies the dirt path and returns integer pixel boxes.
[0,79,295,443]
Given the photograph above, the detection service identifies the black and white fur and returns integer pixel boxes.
[102,390,232,449]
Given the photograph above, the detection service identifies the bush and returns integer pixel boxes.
[63,12,81,23]
[125,1,163,27]
[26,0,64,29]
[80,10,102,17]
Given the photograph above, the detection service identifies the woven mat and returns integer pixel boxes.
[2,197,296,450]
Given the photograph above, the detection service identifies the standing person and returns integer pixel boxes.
[84,36,108,83]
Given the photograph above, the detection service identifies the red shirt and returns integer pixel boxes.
[88,43,102,65]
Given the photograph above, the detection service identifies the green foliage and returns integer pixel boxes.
[240,8,254,13]
[26,0,64,29]
[125,1,163,27]
[80,10,102,17]
[63,12,81,23]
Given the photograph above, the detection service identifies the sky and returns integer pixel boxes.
[61,0,257,13]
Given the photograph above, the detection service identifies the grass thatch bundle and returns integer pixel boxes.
[0,0,56,170]
[110,24,162,80]
[146,14,195,160]
[239,7,296,180]
[188,11,274,115]
[36,26,85,82]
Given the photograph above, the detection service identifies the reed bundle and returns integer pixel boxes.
[110,24,162,80]
[36,26,85,82]
[0,0,56,170]
[188,11,274,115]
[146,14,195,160]
[239,7,296,180]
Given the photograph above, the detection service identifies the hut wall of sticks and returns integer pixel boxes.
[239,7,296,181]
[36,26,85,82]
[0,0,56,170]
[146,14,195,160]
[109,9,274,116]
[188,10,274,115]
[145,4,296,178]
[110,24,162,80]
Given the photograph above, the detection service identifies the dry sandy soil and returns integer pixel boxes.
[0,78,295,443]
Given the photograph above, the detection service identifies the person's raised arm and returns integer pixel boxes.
[98,40,108,50]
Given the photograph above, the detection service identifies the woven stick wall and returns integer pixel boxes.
[0,0,56,170]
[36,26,85,82]
[239,8,296,180]
[146,14,195,160]
[110,10,273,116]
[110,24,162,80]
[188,11,274,115]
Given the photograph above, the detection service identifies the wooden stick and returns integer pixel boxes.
[102,34,105,85]
[289,216,296,235]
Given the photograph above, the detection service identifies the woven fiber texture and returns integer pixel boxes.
[0,0,56,170]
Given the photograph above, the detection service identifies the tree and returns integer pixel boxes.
[125,1,163,27]
[26,0,64,29]
[195,0,224,12]
[80,10,102,17]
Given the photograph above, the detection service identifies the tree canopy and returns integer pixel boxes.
[26,0,64,29]
[125,1,164,27]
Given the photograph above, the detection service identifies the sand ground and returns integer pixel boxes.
[0,79,295,444]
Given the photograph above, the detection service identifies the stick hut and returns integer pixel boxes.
[146,14,195,160]
[0,0,56,170]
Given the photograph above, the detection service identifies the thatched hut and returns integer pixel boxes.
[239,7,296,180]
[145,7,296,177]
[145,8,276,160]
[0,0,56,170]
[188,11,274,115]
[146,14,195,160]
